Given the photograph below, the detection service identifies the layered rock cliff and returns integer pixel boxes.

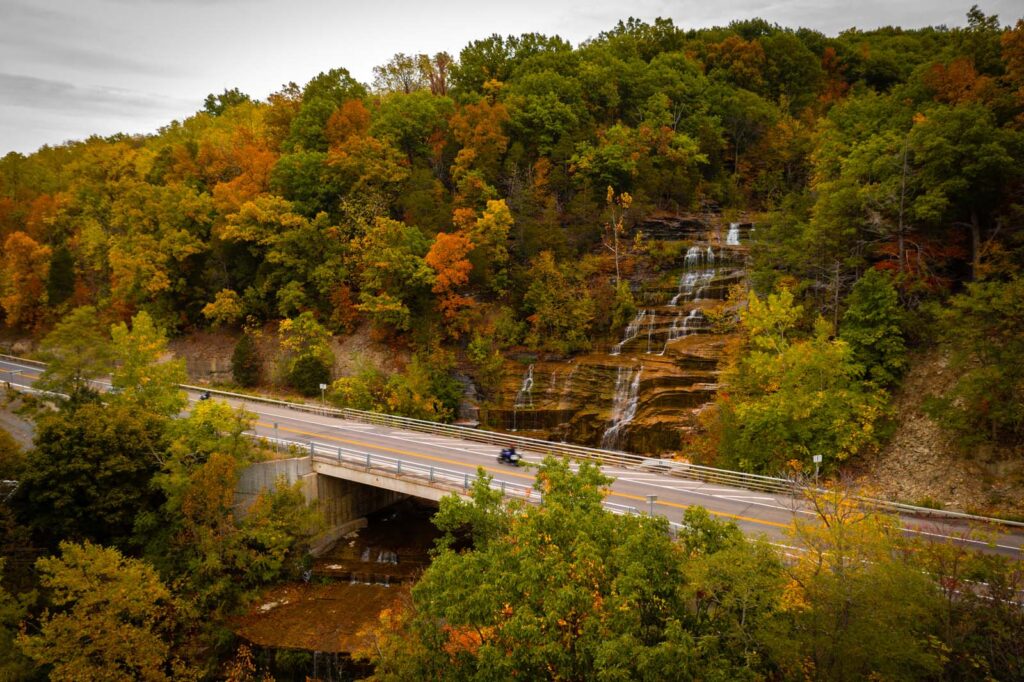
[482,214,750,454]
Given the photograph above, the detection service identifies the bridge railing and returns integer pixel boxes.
[4,353,1024,529]
[256,434,539,504]
[255,435,695,530]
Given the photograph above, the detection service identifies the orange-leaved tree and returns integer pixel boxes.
[425,231,474,336]
[0,230,51,328]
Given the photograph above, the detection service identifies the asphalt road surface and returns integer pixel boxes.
[2,357,1022,558]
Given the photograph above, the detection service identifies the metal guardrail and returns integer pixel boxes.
[3,353,1024,530]
[181,380,1024,528]
[256,434,540,503]
[255,434,689,534]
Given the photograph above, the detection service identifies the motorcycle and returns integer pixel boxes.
[497,447,522,466]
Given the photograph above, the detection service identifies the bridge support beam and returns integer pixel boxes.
[236,456,409,556]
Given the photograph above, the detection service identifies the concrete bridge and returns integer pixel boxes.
[3,355,1023,558]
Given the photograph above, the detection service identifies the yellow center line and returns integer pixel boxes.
[258,421,791,530]
[258,420,535,480]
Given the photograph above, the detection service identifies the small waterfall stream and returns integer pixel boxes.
[611,309,648,356]
[601,365,642,450]
[726,222,741,246]
[512,364,534,431]
[669,247,716,306]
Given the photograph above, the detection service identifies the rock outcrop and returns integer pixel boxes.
[483,215,750,454]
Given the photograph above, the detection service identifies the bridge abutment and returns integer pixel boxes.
[236,456,408,555]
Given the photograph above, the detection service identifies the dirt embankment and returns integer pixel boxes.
[166,323,408,386]
[852,348,1024,518]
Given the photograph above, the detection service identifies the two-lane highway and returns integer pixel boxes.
[2,356,1022,557]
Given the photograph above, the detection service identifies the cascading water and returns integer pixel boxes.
[611,309,648,356]
[656,245,718,354]
[559,363,577,407]
[514,364,534,408]
[667,308,704,342]
[601,365,642,449]
[512,364,534,431]
[669,247,716,306]
[646,309,656,353]
[726,222,740,245]
[493,216,749,452]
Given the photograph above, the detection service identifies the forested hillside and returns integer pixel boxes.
[2,7,1024,680]
[2,8,1023,477]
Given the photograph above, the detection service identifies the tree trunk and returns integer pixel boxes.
[970,210,982,281]
[897,144,909,273]
[833,261,841,333]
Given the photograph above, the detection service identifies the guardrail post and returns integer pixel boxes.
[337,447,342,462]
[309,442,315,457]
[396,461,402,476]
[463,473,469,490]
[429,467,435,483]
[365,453,371,470]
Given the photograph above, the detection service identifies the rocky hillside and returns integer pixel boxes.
[854,349,1024,518]
[481,214,751,454]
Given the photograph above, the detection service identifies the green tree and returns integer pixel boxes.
[17,541,193,682]
[289,353,332,397]
[45,245,75,309]
[353,217,434,331]
[134,401,320,653]
[770,487,943,680]
[268,151,345,217]
[36,305,113,399]
[719,289,888,474]
[760,31,825,109]
[284,68,367,152]
[840,269,907,387]
[369,458,714,680]
[277,311,334,391]
[15,402,166,549]
[927,277,1024,446]
[370,91,454,165]
[231,332,261,387]
[522,251,595,353]
[908,103,1018,281]
[109,310,187,417]
[682,509,786,674]
[0,557,35,680]
[202,87,252,116]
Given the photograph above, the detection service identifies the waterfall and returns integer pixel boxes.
[514,364,534,408]
[559,363,577,408]
[511,364,534,431]
[611,309,648,355]
[601,365,642,450]
[670,247,716,306]
[646,309,656,353]
[668,308,703,342]
[726,222,740,245]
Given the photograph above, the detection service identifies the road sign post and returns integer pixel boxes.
[319,383,327,406]
[647,494,658,516]
[813,454,823,483]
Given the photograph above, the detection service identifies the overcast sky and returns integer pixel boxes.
[1,0,1021,156]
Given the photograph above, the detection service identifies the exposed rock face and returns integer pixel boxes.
[483,215,750,454]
